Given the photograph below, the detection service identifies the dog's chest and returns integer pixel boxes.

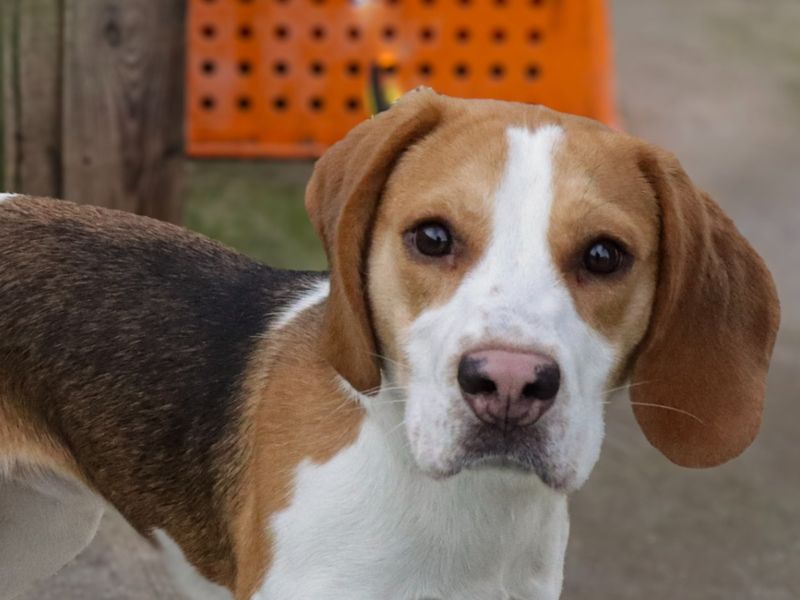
[255,420,568,600]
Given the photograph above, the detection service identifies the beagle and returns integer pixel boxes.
[0,91,779,600]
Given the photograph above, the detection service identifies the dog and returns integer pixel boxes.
[0,90,780,600]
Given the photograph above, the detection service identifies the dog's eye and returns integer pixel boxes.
[412,222,453,257]
[583,239,624,275]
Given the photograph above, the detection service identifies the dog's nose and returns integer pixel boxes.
[457,349,560,431]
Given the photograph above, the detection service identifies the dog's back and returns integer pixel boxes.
[0,196,316,587]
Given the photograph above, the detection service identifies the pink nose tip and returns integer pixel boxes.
[457,349,560,431]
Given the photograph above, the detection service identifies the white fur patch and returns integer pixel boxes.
[271,278,330,331]
[0,193,18,203]
[257,418,568,600]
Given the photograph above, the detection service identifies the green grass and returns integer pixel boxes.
[185,159,327,271]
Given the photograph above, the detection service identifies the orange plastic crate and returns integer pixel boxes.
[187,0,615,158]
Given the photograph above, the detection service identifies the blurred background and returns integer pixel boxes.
[2,0,798,598]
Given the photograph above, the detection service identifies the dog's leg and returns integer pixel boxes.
[0,471,103,599]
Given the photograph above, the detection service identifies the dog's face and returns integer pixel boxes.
[368,121,658,490]
[307,91,779,492]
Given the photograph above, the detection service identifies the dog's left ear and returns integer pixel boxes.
[630,146,780,468]
[306,88,443,392]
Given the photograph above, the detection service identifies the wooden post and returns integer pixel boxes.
[0,0,63,197]
[1,0,186,223]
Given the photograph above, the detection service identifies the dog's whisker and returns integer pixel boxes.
[326,396,360,417]
[369,352,406,370]
[361,383,407,396]
[372,388,405,403]
[625,401,705,424]
[360,386,382,395]
[386,419,407,437]
[603,379,657,397]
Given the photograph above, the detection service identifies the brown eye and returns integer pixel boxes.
[583,239,624,275]
[412,222,453,257]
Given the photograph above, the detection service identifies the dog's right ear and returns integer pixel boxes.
[306,88,443,392]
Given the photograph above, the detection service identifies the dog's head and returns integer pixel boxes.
[306,90,779,492]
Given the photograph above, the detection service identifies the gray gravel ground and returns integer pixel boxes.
[17,0,800,597]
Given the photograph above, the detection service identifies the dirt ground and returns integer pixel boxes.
[17,0,800,598]
[566,2,800,599]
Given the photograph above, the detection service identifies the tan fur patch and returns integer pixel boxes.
[231,303,365,599]
[0,395,86,483]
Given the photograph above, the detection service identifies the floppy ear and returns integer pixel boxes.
[305,88,443,392]
[631,147,780,467]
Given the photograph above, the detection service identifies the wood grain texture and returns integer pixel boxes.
[61,0,186,222]
[0,0,185,221]
[0,0,63,196]
[34,0,185,221]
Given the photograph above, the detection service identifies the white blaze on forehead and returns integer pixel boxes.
[0,193,19,203]
[487,125,564,303]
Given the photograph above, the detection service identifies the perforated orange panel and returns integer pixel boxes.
[187,0,614,158]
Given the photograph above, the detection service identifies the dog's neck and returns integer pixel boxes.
[239,300,570,599]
